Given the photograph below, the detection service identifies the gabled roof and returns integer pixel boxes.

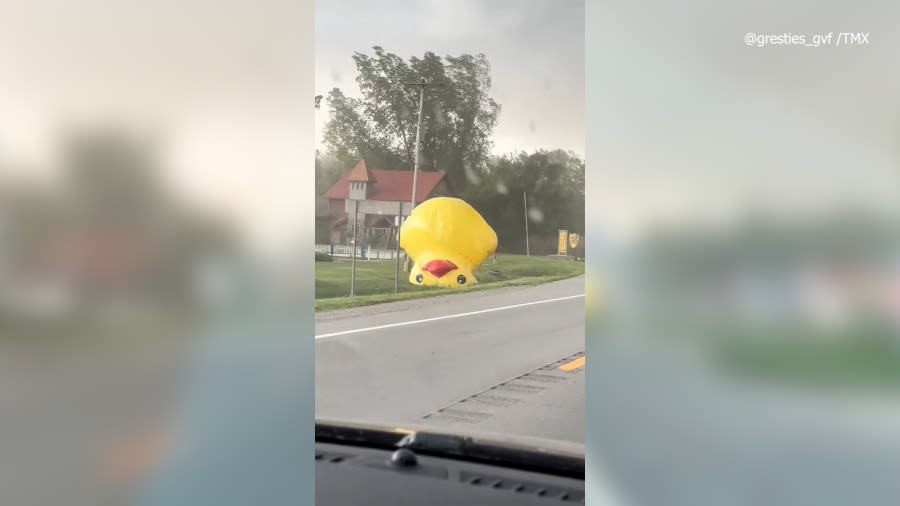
[323,163,449,203]
[345,159,377,183]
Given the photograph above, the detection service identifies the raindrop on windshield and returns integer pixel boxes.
[331,70,341,83]
[465,164,481,185]
[528,207,544,223]
[529,120,536,133]
[496,181,508,195]
[433,103,446,127]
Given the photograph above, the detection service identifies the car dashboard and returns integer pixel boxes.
[316,440,585,505]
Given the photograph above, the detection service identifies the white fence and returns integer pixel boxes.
[316,244,406,261]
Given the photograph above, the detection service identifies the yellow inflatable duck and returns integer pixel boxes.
[400,197,498,288]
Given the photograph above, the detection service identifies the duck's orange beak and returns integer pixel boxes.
[422,259,457,278]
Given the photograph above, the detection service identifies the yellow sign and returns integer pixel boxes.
[569,233,580,249]
[558,230,568,255]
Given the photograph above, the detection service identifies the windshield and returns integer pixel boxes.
[313,0,586,454]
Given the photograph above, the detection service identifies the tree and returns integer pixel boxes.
[59,128,166,229]
[10,128,241,306]
[59,130,241,302]
[3,180,67,269]
[465,150,585,254]
[315,152,350,195]
[322,46,500,192]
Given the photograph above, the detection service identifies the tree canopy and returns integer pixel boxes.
[464,150,585,254]
[322,46,500,192]
[4,129,238,305]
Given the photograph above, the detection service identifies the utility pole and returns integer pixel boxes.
[402,77,444,271]
[403,78,444,209]
[394,202,402,293]
[411,80,425,211]
[350,199,358,296]
[523,192,531,256]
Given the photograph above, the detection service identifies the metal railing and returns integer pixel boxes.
[315,244,406,261]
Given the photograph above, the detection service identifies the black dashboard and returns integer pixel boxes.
[316,441,585,505]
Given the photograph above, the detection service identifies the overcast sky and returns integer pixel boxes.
[315,0,585,158]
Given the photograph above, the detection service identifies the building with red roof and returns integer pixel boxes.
[319,159,454,245]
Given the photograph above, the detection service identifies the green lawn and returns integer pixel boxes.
[711,324,900,391]
[316,254,584,311]
[0,308,200,348]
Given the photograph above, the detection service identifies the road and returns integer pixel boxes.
[315,275,586,443]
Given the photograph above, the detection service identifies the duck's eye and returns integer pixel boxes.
[457,274,466,284]
[415,274,424,283]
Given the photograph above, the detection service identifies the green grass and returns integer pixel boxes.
[0,308,201,348]
[712,324,900,391]
[316,254,584,311]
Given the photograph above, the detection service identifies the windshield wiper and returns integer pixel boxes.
[315,422,584,480]
[315,422,404,449]
[396,431,584,480]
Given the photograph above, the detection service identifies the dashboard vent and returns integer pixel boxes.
[459,471,584,502]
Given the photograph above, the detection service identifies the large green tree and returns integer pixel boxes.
[62,130,239,301]
[465,150,585,254]
[315,151,347,195]
[6,129,239,305]
[322,46,501,192]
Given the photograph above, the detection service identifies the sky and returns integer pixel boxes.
[315,0,586,158]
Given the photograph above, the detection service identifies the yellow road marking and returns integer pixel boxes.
[558,356,585,371]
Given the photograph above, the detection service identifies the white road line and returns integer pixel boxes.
[315,294,585,339]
